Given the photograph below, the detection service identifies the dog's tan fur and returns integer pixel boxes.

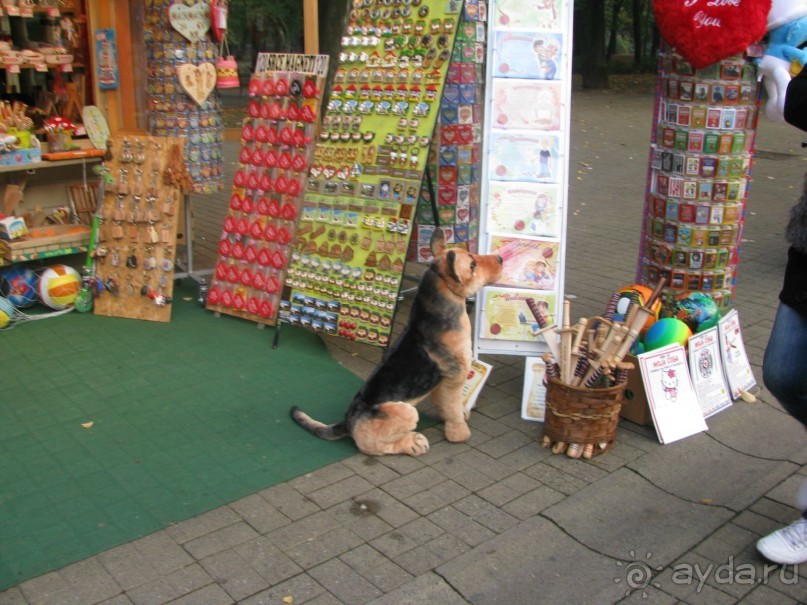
[291,230,503,455]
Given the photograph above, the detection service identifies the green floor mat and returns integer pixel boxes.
[0,284,364,589]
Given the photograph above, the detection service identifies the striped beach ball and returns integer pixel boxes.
[38,264,81,309]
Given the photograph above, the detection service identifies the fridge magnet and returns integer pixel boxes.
[169,2,211,43]
[489,131,561,183]
[687,326,732,418]
[486,181,561,238]
[177,62,217,105]
[95,29,119,90]
[490,235,558,290]
[638,343,708,444]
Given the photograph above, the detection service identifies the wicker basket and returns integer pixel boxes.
[543,376,626,455]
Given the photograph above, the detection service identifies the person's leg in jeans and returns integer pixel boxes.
[757,302,807,564]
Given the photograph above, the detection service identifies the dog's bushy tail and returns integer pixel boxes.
[290,406,350,440]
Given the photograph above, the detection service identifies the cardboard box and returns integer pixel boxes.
[620,354,653,425]
[0,215,28,240]
[0,144,41,167]
[0,223,90,263]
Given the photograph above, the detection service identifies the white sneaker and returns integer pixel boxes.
[756,518,807,565]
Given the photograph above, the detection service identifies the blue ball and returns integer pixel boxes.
[1,266,38,308]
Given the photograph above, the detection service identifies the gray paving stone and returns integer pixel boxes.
[308,559,383,605]
[402,479,471,516]
[266,511,341,550]
[325,498,395,541]
[453,448,518,481]
[98,543,160,591]
[306,475,375,509]
[285,527,365,570]
[450,494,520,534]
[628,434,798,511]
[162,584,233,605]
[98,595,136,605]
[339,544,413,592]
[437,516,626,605]
[429,456,496,492]
[340,455,402,485]
[364,572,469,605]
[228,493,292,534]
[476,472,541,507]
[288,462,355,495]
[349,487,420,529]
[132,532,194,575]
[126,564,212,605]
[543,468,734,567]
[259,483,321,521]
[58,559,121,605]
[233,536,302,586]
[523,460,590,495]
[738,584,801,605]
[427,506,497,547]
[198,550,269,602]
[474,429,535,459]
[379,467,445,500]
[393,533,469,576]
[239,573,326,605]
[500,485,565,520]
[369,517,444,558]
[164,507,241,545]
[182,521,259,560]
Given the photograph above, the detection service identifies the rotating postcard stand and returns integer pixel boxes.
[278,0,466,347]
[473,0,573,357]
[206,54,329,333]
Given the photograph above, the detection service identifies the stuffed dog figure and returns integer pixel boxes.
[290,230,503,456]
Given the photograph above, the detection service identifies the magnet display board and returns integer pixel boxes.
[474,0,573,356]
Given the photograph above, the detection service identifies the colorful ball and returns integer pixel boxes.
[38,264,81,310]
[673,291,721,333]
[1,265,39,308]
[642,317,693,352]
[0,296,13,329]
[612,284,661,334]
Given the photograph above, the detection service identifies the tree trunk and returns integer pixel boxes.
[579,0,609,89]
[607,0,624,59]
[632,0,643,66]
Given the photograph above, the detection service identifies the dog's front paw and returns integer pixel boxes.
[409,432,430,456]
[444,422,471,443]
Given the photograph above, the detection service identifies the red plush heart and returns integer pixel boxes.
[653,0,771,69]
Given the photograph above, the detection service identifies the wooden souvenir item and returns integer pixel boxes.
[177,63,217,105]
[168,2,211,43]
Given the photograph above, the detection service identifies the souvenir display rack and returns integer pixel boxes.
[205,53,328,326]
[636,49,760,309]
[92,134,187,323]
[279,0,465,346]
[474,0,572,356]
[411,4,487,260]
[144,0,224,194]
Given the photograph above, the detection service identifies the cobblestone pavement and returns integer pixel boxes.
[2,89,807,604]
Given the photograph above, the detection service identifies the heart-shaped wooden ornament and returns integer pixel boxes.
[177,62,217,105]
[169,2,211,42]
[653,0,771,69]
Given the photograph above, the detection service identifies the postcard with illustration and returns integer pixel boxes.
[492,0,565,30]
[479,287,558,342]
[521,356,548,421]
[488,131,563,183]
[491,79,563,131]
[486,181,561,238]
[489,235,559,290]
[492,31,564,80]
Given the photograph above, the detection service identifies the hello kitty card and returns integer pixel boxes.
[638,343,708,444]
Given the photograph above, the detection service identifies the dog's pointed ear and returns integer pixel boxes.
[430,228,447,258]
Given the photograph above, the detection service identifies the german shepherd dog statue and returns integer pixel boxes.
[290,230,503,456]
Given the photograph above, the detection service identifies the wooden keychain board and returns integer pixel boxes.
[93,135,187,322]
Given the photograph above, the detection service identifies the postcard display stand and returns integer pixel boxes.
[279,1,465,346]
[93,135,186,322]
[473,0,573,356]
[636,49,760,308]
[205,54,329,326]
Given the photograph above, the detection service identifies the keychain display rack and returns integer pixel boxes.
[93,135,187,322]
[279,0,465,347]
[205,53,328,326]
[636,49,760,309]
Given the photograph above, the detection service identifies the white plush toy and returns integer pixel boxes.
[758,0,807,121]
